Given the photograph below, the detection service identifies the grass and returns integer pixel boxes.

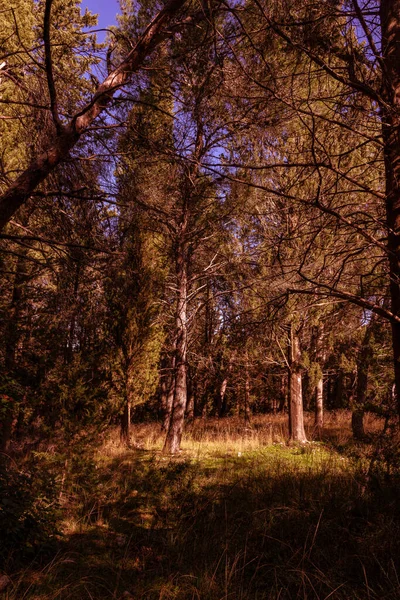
[3,412,400,600]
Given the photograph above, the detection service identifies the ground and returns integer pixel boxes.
[3,412,400,599]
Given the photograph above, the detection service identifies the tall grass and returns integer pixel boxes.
[4,412,399,600]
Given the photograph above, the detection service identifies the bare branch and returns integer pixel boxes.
[43,0,62,133]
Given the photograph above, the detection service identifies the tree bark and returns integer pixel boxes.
[380,0,400,410]
[186,366,195,420]
[218,375,229,417]
[313,326,324,430]
[278,373,287,412]
[163,233,188,454]
[161,353,175,432]
[315,376,323,430]
[288,324,307,443]
[351,316,375,439]
[244,351,251,424]
[120,397,131,446]
[351,409,365,440]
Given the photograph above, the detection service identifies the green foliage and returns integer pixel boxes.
[0,456,60,566]
[308,361,323,389]
[37,357,112,434]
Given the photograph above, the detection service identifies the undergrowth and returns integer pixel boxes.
[2,412,400,600]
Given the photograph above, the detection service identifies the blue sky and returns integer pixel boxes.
[81,0,120,41]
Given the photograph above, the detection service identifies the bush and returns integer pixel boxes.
[0,456,60,567]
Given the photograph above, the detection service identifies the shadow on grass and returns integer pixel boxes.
[9,446,400,600]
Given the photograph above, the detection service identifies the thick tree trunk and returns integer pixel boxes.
[288,324,307,443]
[163,238,188,454]
[352,409,365,440]
[161,353,175,432]
[380,0,400,410]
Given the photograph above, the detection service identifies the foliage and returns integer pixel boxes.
[0,455,60,567]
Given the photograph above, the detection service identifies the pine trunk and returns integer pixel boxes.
[288,324,307,443]
[278,373,287,412]
[186,370,195,420]
[352,409,365,440]
[163,236,188,454]
[314,377,324,430]
[120,396,131,446]
[244,353,251,424]
[217,376,228,417]
[313,326,324,430]
[380,0,400,410]
[352,317,375,439]
[161,353,175,432]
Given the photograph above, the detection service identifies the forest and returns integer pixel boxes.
[1,0,400,598]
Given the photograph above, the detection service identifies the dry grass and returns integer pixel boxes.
[100,410,386,458]
[3,411,398,600]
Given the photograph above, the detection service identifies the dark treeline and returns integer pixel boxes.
[0,0,399,456]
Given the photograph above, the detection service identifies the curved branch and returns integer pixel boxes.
[0,0,188,231]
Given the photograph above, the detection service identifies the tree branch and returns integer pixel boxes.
[0,0,188,231]
[44,0,62,134]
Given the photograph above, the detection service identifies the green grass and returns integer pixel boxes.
[3,413,400,600]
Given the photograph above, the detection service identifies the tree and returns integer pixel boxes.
[0,0,190,230]
[225,0,400,408]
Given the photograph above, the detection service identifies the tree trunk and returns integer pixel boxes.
[380,0,400,410]
[186,368,195,420]
[351,409,365,440]
[302,371,311,411]
[216,353,234,417]
[120,397,131,446]
[163,236,188,454]
[288,324,307,443]
[278,373,287,412]
[351,316,375,440]
[161,353,175,432]
[218,376,229,417]
[313,326,324,430]
[244,352,251,424]
[315,376,324,430]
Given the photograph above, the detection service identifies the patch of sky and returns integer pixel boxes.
[80,0,119,43]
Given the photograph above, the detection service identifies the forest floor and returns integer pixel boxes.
[3,412,400,600]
